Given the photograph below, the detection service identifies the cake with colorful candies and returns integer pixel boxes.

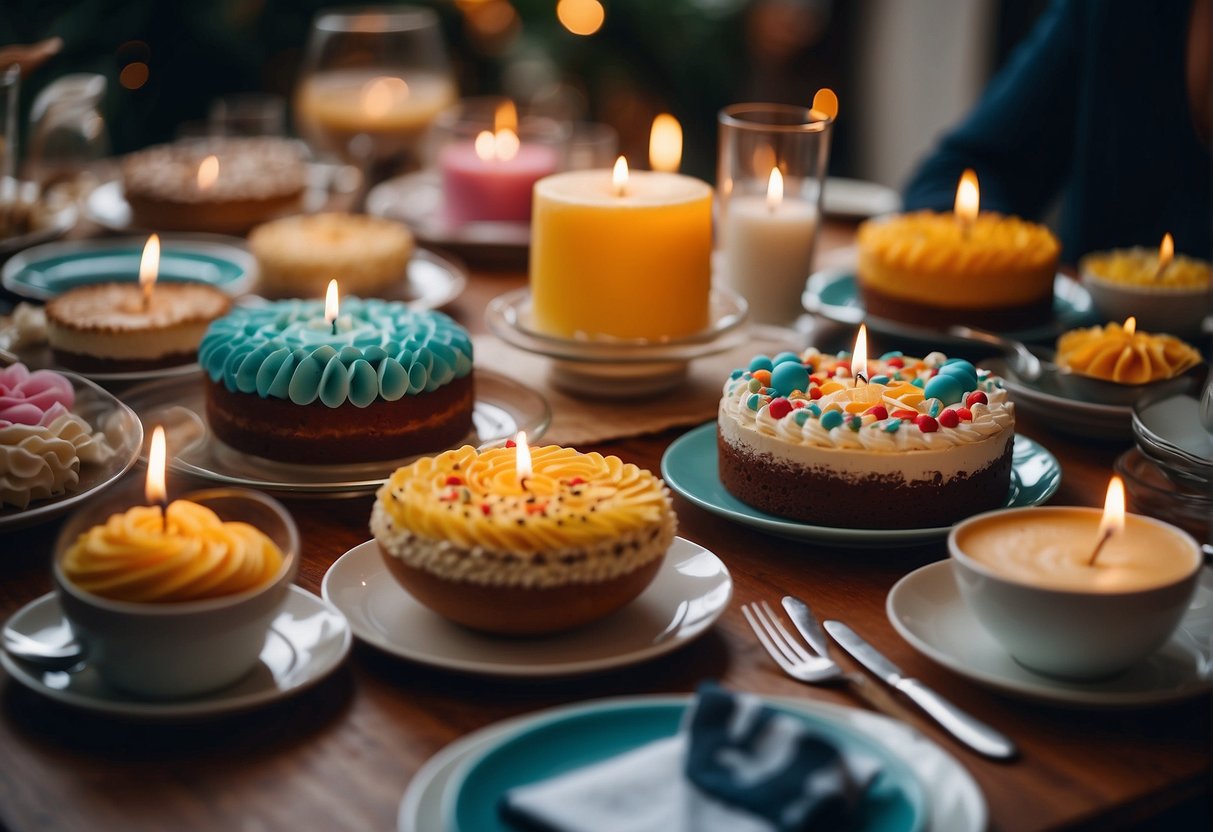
[856,211,1059,330]
[718,348,1015,529]
[0,364,115,509]
[371,442,676,635]
[46,282,231,372]
[1055,318,1203,385]
[199,298,473,464]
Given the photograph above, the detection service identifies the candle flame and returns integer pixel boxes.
[1097,475,1126,541]
[648,113,682,172]
[766,167,784,212]
[1159,233,1174,270]
[361,76,409,119]
[850,324,868,378]
[471,101,520,162]
[1123,316,1136,336]
[197,155,219,191]
[954,169,979,226]
[139,233,160,304]
[494,100,518,134]
[514,431,532,481]
[325,279,339,325]
[146,425,167,506]
[474,130,496,161]
[809,87,839,121]
[612,155,629,197]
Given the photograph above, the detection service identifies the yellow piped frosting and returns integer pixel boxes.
[61,500,284,602]
[1083,248,1210,289]
[1056,322,1203,384]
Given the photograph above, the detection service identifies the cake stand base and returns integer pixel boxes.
[548,360,688,399]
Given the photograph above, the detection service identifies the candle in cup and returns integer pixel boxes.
[530,155,712,339]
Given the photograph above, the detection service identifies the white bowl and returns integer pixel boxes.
[1080,252,1211,337]
[948,506,1201,680]
[53,487,299,699]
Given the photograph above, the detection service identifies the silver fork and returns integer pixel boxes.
[741,600,915,720]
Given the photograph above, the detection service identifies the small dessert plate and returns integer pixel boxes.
[256,248,467,311]
[661,423,1061,547]
[1,233,257,301]
[982,357,1133,440]
[322,537,732,677]
[0,585,351,719]
[0,371,142,531]
[399,695,986,832]
[887,561,1213,708]
[120,369,551,495]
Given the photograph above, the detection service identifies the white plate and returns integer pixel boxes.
[398,694,986,832]
[982,357,1132,441]
[888,561,1213,708]
[366,170,531,251]
[1134,394,1213,465]
[322,537,732,677]
[257,248,467,311]
[0,371,143,530]
[0,585,351,719]
[822,177,900,219]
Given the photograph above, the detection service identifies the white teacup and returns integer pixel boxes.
[948,506,1201,680]
[53,487,299,699]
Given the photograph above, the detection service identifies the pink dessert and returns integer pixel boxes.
[439,141,558,225]
[0,363,74,427]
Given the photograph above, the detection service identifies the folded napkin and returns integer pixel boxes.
[500,683,883,832]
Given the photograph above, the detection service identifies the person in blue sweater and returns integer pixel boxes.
[903,0,1211,267]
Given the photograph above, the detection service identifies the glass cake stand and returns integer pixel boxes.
[485,286,749,398]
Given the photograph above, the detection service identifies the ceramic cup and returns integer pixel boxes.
[53,487,299,699]
[948,506,1201,679]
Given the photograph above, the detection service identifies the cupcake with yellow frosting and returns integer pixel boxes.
[371,442,676,635]
[1056,318,1203,385]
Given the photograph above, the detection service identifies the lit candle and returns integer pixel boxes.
[1152,232,1174,281]
[850,324,868,383]
[514,430,531,489]
[1088,475,1125,565]
[197,155,219,192]
[530,154,712,340]
[139,233,160,310]
[325,278,339,335]
[954,168,979,238]
[438,100,560,225]
[648,113,682,173]
[719,163,818,324]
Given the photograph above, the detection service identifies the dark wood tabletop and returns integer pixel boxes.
[0,222,1208,832]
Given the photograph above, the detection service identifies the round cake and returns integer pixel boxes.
[856,211,1059,330]
[121,137,307,234]
[371,443,676,635]
[199,298,474,464]
[46,282,231,372]
[718,348,1015,529]
[249,212,414,299]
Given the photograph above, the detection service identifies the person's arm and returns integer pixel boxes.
[903,0,1084,218]
[0,37,62,77]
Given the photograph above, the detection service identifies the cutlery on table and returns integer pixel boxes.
[824,620,1018,761]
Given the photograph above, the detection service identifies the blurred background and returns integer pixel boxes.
[0,0,1048,186]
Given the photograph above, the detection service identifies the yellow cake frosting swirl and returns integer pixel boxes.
[61,500,284,602]
[1056,320,1203,384]
[1082,248,1210,289]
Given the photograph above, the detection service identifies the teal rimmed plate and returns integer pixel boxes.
[661,423,1060,547]
[2,234,256,301]
[444,698,928,832]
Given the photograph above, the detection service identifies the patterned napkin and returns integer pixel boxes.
[499,683,883,832]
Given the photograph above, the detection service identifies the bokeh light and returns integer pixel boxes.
[557,0,605,36]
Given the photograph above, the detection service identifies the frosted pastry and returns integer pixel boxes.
[1056,320,1202,384]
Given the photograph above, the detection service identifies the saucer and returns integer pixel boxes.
[2,233,257,301]
[887,561,1213,708]
[322,537,732,677]
[661,423,1061,548]
[804,271,1097,346]
[982,357,1132,441]
[399,695,987,832]
[1,586,351,719]
[366,170,531,252]
[120,369,551,495]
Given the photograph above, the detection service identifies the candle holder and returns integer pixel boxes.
[717,103,833,326]
[52,483,299,698]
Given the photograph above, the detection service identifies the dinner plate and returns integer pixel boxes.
[0,586,351,720]
[1,233,257,301]
[445,699,927,832]
[661,422,1061,547]
[0,200,78,256]
[121,369,550,495]
[257,248,467,311]
[322,537,731,677]
[398,695,987,832]
[888,561,1213,708]
[982,357,1132,441]
[803,271,1097,346]
[0,371,142,530]
[822,177,900,219]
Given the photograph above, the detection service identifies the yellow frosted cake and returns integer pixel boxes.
[857,211,1059,329]
[1056,319,1203,385]
[371,443,676,635]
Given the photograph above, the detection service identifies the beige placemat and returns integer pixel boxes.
[475,326,812,446]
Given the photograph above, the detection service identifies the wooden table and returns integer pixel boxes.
[0,224,1208,831]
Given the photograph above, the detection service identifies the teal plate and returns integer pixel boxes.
[445,699,927,832]
[804,270,1097,346]
[661,423,1060,548]
[2,234,256,301]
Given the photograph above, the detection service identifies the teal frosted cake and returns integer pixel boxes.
[199,298,474,464]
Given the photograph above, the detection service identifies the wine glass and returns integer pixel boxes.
[294,6,457,179]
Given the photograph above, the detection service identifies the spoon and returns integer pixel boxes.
[3,627,86,671]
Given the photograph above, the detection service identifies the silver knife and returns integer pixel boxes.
[824,620,1018,760]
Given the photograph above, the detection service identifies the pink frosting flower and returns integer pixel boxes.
[0,364,75,427]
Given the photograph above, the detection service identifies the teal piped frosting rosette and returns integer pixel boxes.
[199,298,473,408]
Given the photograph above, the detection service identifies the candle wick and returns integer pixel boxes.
[159,500,168,534]
[1152,261,1169,282]
[1087,527,1114,567]
[331,320,338,336]
[520,476,530,492]
[856,372,867,385]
